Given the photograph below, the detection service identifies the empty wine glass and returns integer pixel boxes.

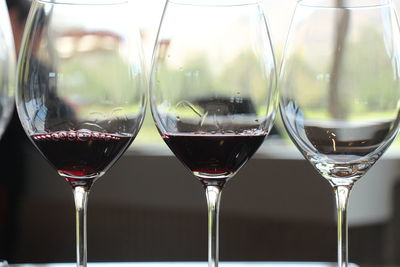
[0,0,16,139]
[279,0,400,266]
[150,1,277,267]
[16,0,146,266]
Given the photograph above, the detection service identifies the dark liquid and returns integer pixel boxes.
[162,133,266,184]
[31,130,133,186]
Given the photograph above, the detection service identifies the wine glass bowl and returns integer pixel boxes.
[279,0,400,265]
[16,0,146,266]
[280,0,400,185]
[151,0,277,186]
[17,0,146,186]
[151,1,277,267]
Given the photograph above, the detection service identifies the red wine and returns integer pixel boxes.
[31,130,133,186]
[162,132,267,185]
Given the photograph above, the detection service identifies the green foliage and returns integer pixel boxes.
[59,50,144,116]
[285,24,400,121]
[58,23,400,145]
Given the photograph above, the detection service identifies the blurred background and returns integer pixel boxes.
[2,0,400,266]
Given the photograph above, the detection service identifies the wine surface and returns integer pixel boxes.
[31,130,133,181]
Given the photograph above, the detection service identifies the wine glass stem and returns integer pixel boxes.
[334,185,352,267]
[205,185,222,267]
[73,186,89,267]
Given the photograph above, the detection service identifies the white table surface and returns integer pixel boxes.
[12,262,359,267]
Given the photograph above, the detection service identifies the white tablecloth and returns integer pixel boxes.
[12,262,359,267]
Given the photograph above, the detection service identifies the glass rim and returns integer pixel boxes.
[35,0,127,5]
[298,0,391,8]
[168,0,261,6]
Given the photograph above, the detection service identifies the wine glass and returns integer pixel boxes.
[16,0,146,266]
[0,0,16,139]
[150,1,277,266]
[0,0,16,261]
[279,0,400,266]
